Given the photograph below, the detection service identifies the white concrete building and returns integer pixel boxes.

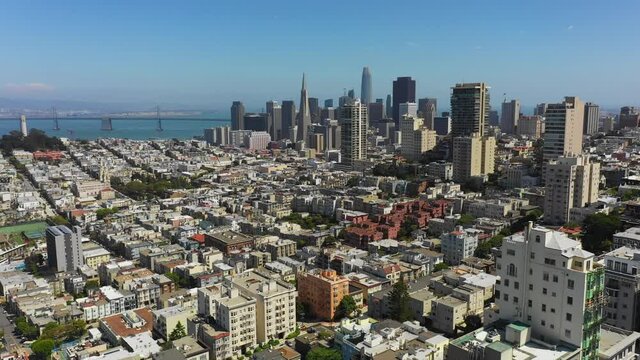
[495,224,605,359]
[440,226,478,265]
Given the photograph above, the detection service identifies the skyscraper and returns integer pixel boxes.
[340,100,368,165]
[46,225,84,272]
[418,98,437,129]
[368,102,384,126]
[392,77,416,125]
[243,113,270,132]
[361,66,372,105]
[281,100,296,140]
[266,101,283,140]
[450,83,490,137]
[500,99,520,134]
[543,96,584,161]
[20,115,28,136]
[385,95,392,118]
[619,106,640,129]
[231,101,245,130]
[544,155,599,225]
[534,103,548,116]
[309,97,320,124]
[324,99,334,108]
[347,89,355,100]
[322,119,341,150]
[296,73,311,144]
[583,102,600,135]
[398,102,418,119]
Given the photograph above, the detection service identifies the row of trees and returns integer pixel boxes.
[0,129,66,155]
[17,319,87,359]
[110,175,192,200]
[281,213,337,230]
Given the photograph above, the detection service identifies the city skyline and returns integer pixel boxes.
[1,1,639,114]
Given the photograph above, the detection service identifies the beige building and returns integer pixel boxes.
[83,248,111,270]
[517,115,544,138]
[452,134,495,183]
[231,269,297,343]
[152,305,193,340]
[197,285,256,354]
[543,96,584,161]
[340,100,368,165]
[400,115,437,161]
[544,155,600,225]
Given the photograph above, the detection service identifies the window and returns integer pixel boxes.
[528,300,532,308]
[622,263,628,273]
[503,294,509,301]
[504,279,510,287]
[507,249,516,256]
[553,275,558,283]
[565,330,571,338]
[607,260,613,269]
[541,320,546,326]
[508,264,517,277]
[566,313,572,321]
[536,236,541,243]
[513,297,519,304]
[514,282,519,290]
[527,315,532,321]
[529,284,533,291]
[543,273,549,281]
[543,288,547,295]
[530,252,535,259]
[545,258,556,266]
[568,279,575,289]
[615,261,621,271]
[542,304,547,312]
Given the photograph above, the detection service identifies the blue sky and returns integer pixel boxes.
[1,0,639,114]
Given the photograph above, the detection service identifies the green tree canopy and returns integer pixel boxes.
[334,295,357,321]
[582,213,622,254]
[388,278,412,322]
[306,347,342,360]
[31,339,55,360]
[169,321,187,341]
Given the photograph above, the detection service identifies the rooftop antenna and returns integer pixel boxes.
[156,106,163,132]
[503,93,507,103]
[52,106,60,130]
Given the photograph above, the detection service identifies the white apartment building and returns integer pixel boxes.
[197,285,256,354]
[400,115,437,161]
[495,224,604,359]
[544,155,600,225]
[613,227,640,249]
[230,270,297,343]
[440,226,479,265]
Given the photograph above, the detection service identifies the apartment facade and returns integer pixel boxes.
[297,269,349,321]
[400,115,437,161]
[603,247,640,331]
[495,225,604,359]
[452,134,495,183]
[543,96,584,161]
[544,155,600,225]
[440,226,479,265]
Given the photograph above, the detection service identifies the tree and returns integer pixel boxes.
[321,236,337,248]
[388,278,412,322]
[434,262,450,272]
[346,177,360,187]
[474,235,505,259]
[296,301,308,321]
[582,213,622,254]
[456,214,475,227]
[464,314,483,333]
[306,347,341,360]
[15,316,39,339]
[334,295,357,321]
[31,339,55,360]
[50,215,70,226]
[169,321,187,341]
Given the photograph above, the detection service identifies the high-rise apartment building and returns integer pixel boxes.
[203,126,231,146]
[440,226,478,265]
[517,115,543,139]
[297,269,349,321]
[583,102,600,135]
[244,131,271,151]
[340,100,368,165]
[46,225,84,272]
[281,100,296,140]
[231,270,297,343]
[296,74,311,144]
[544,155,600,225]
[361,66,372,105]
[418,98,437,129]
[500,99,520,134]
[392,77,416,125]
[488,110,499,126]
[400,115,437,162]
[495,225,604,359]
[230,101,245,131]
[450,83,490,137]
[543,96,584,161]
[602,247,640,331]
[266,101,283,140]
[619,106,640,129]
[321,107,336,121]
[534,103,548,116]
[197,285,256,354]
[452,134,495,183]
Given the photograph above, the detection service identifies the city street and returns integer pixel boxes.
[0,306,20,353]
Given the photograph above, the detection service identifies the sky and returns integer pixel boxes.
[1,0,639,115]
